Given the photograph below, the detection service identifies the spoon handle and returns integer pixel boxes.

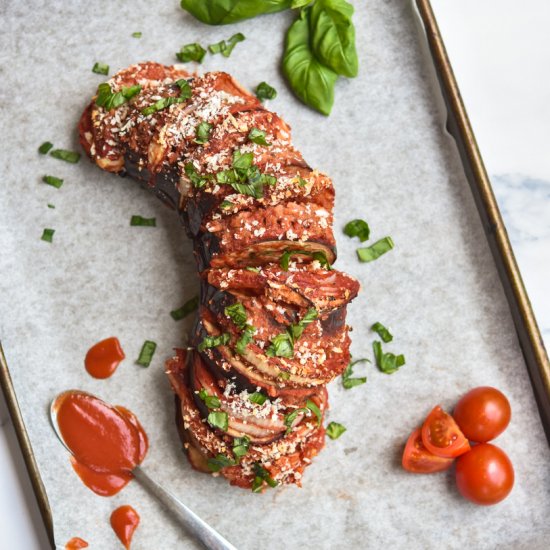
[133,466,237,550]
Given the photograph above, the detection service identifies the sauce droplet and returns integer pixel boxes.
[65,537,89,549]
[110,505,140,549]
[85,337,125,379]
[55,391,148,496]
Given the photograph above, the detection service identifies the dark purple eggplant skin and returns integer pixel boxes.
[321,307,347,335]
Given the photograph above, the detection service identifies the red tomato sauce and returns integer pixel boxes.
[65,537,89,549]
[110,505,140,549]
[55,391,148,496]
[84,337,125,379]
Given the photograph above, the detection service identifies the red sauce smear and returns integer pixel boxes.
[110,505,140,549]
[55,391,148,496]
[65,537,89,549]
[85,337,125,379]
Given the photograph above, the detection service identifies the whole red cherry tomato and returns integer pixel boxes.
[453,387,511,442]
[455,443,514,505]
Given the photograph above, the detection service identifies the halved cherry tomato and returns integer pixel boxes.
[453,386,511,442]
[421,405,471,458]
[402,428,454,473]
[455,443,514,505]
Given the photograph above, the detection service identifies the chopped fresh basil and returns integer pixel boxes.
[170,295,199,320]
[252,463,277,492]
[297,176,308,187]
[341,358,368,389]
[326,421,346,440]
[132,31,142,38]
[266,308,317,358]
[195,121,213,144]
[141,79,191,116]
[371,322,393,343]
[255,81,277,101]
[50,149,81,164]
[344,219,370,242]
[306,399,322,426]
[249,392,267,405]
[235,325,255,355]
[136,340,157,367]
[199,388,221,409]
[41,228,55,243]
[373,341,405,374]
[279,249,331,271]
[232,436,250,458]
[220,200,233,209]
[278,371,291,380]
[38,141,53,154]
[208,33,245,57]
[198,333,231,352]
[42,175,63,189]
[246,266,260,273]
[357,237,394,262]
[207,453,235,472]
[47,204,55,209]
[184,163,211,189]
[207,410,228,431]
[130,215,156,227]
[177,42,207,63]
[225,302,247,329]
[248,127,271,146]
[95,82,142,110]
[92,62,109,75]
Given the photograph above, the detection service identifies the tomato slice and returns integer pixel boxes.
[421,405,471,458]
[402,428,454,473]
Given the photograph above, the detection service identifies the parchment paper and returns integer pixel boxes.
[1,1,549,548]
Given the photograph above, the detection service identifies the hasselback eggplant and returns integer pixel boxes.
[79,62,359,491]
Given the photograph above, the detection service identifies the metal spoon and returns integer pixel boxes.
[50,391,237,550]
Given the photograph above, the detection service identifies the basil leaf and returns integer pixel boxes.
[283,9,338,115]
[141,79,191,116]
[232,150,254,170]
[208,33,245,57]
[130,215,156,227]
[248,127,271,146]
[249,392,267,405]
[279,249,331,270]
[373,341,405,374]
[207,454,235,472]
[280,250,291,271]
[344,219,370,242]
[42,175,63,189]
[185,163,211,188]
[136,340,157,367]
[255,81,277,101]
[47,204,55,209]
[341,358,368,389]
[220,200,234,210]
[309,0,358,78]
[198,333,231,352]
[371,322,393,343]
[235,325,255,355]
[199,388,221,409]
[232,436,250,458]
[177,42,207,63]
[50,149,81,163]
[41,228,55,243]
[92,62,109,75]
[38,141,53,154]
[170,295,199,320]
[224,302,247,328]
[266,332,294,358]
[306,399,322,426]
[181,0,291,25]
[195,121,213,144]
[357,237,394,262]
[326,421,346,440]
[291,0,311,7]
[132,32,142,38]
[207,410,228,431]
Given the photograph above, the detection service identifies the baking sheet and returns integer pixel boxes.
[1,0,549,548]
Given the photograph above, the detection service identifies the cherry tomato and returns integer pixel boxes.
[453,386,511,442]
[421,405,471,458]
[402,428,454,473]
[455,443,514,505]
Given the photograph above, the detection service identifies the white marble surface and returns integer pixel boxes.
[1,2,549,549]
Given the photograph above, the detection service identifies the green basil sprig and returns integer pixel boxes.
[180,0,292,25]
